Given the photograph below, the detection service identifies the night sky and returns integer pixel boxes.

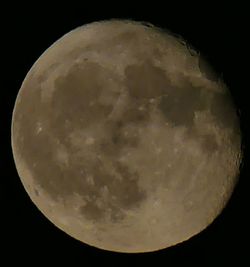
[1,2,248,265]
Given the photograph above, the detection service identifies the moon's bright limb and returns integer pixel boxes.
[11,20,242,253]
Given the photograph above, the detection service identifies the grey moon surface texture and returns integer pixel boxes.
[11,20,242,253]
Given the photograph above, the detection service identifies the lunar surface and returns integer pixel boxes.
[12,20,242,253]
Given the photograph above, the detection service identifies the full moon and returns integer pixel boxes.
[12,20,242,253]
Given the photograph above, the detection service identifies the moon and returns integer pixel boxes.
[11,20,242,253]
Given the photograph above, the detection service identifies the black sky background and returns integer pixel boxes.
[1,2,249,265]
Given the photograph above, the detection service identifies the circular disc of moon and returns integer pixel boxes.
[11,20,242,253]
